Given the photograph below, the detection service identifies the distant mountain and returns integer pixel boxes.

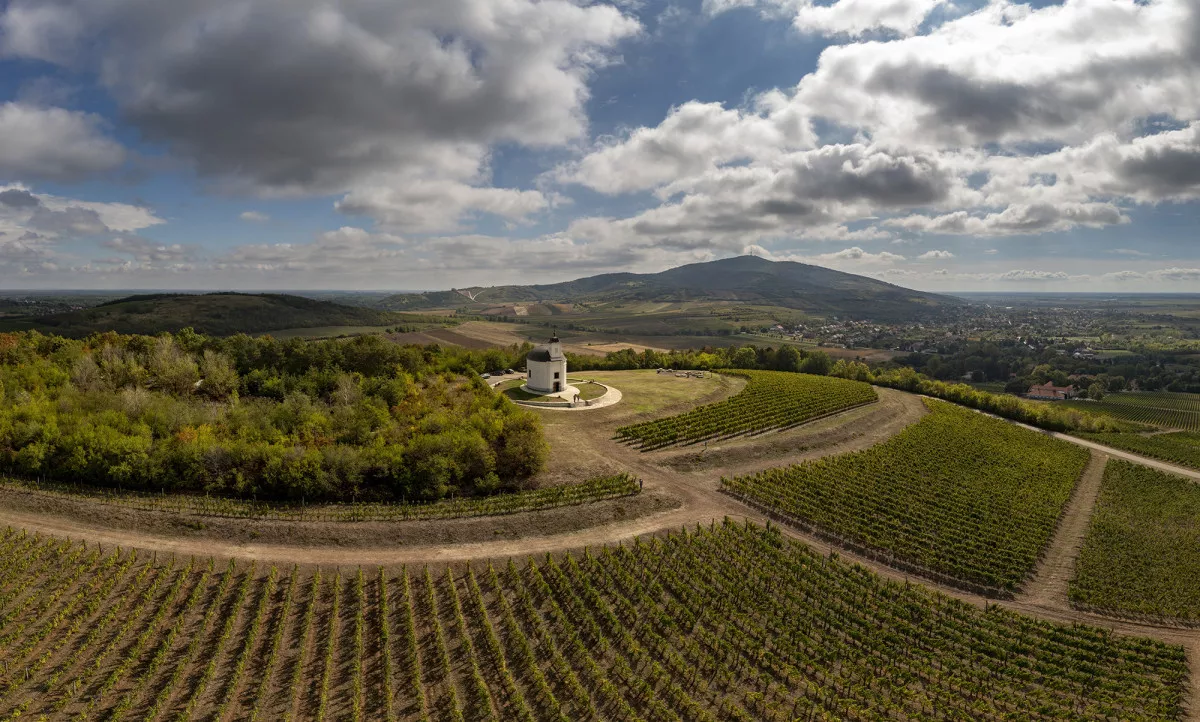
[380,256,965,321]
[0,293,417,337]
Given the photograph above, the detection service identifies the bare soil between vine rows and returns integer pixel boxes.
[7,385,1200,717]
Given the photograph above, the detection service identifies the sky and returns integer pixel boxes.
[0,0,1198,293]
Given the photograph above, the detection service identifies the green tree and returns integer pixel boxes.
[149,337,200,395]
[71,354,103,392]
[799,352,832,376]
[199,350,240,401]
[776,345,802,372]
[1088,382,1106,401]
[494,413,549,485]
[732,346,758,369]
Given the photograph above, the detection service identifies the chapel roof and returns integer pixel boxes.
[528,341,564,363]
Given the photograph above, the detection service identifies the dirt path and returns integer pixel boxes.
[0,396,918,567]
[1052,432,1200,481]
[1016,449,1109,609]
[952,399,1200,482]
[1187,639,1200,722]
[728,488,1200,721]
[0,499,728,567]
[0,388,1187,575]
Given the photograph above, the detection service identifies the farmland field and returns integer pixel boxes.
[1072,461,1200,622]
[1062,392,1200,431]
[1077,430,1200,472]
[722,399,1090,593]
[0,521,1185,721]
[615,370,877,449]
[260,324,398,339]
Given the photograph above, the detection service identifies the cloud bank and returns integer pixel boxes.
[0,0,1197,289]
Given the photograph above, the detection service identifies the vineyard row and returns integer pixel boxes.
[616,371,877,450]
[1072,460,1200,624]
[0,520,1185,721]
[722,400,1090,593]
[0,473,641,522]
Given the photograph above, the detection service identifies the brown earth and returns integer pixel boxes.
[0,488,680,558]
[1016,450,1109,609]
[387,327,497,350]
[653,387,923,476]
[429,321,528,348]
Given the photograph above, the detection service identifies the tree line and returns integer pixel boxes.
[566,343,834,375]
[0,330,547,503]
[568,342,1121,433]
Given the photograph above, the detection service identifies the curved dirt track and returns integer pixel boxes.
[1052,432,1200,481]
[7,386,1200,716]
[0,393,922,567]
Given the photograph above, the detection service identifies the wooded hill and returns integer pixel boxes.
[378,255,964,321]
[0,292,432,337]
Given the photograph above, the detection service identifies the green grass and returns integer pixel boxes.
[495,379,554,401]
[498,378,610,403]
[567,379,608,400]
[1072,461,1200,622]
[575,369,736,416]
[722,399,1091,594]
[966,381,1008,393]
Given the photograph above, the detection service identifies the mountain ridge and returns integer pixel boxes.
[382,255,963,320]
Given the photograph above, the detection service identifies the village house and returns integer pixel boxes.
[1026,382,1078,400]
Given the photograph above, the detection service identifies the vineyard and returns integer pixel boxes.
[1077,431,1200,473]
[1072,460,1200,623]
[615,371,876,450]
[0,520,1185,721]
[722,400,1090,594]
[1061,392,1200,431]
[0,474,641,522]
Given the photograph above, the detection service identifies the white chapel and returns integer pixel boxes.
[526,333,567,393]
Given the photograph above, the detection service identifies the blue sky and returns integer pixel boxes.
[0,0,1197,292]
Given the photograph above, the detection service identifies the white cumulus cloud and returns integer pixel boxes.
[917,249,954,260]
[704,0,947,37]
[0,0,638,232]
[0,102,124,181]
